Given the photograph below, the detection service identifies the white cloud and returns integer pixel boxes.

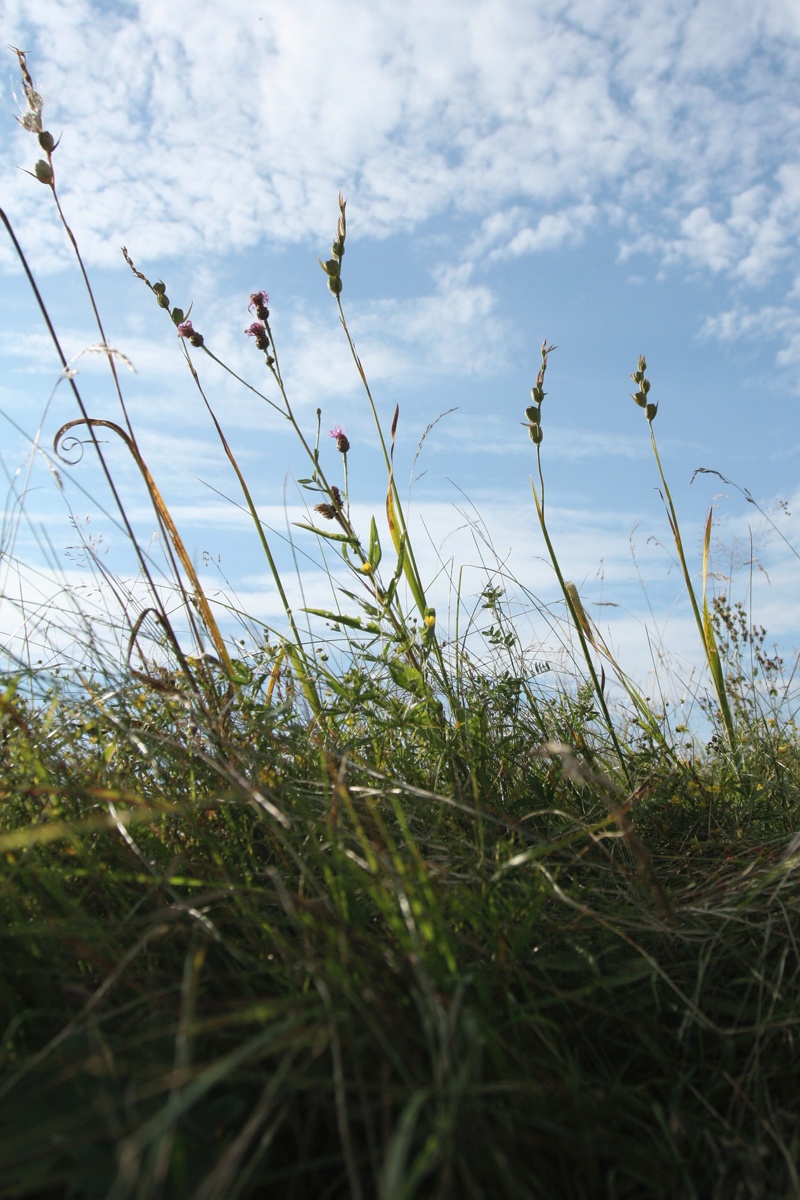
[699,303,800,367]
[3,0,799,284]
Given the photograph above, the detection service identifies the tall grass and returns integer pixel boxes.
[2,50,799,1200]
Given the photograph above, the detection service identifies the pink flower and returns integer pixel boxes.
[329,426,350,454]
[176,320,204,346]
[245,320,271,356]
[248,291,269,312]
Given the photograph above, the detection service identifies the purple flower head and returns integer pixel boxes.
[248,291,269,313]
[245,320,270,353]
[329,426,350,454]
[177,320,204,346]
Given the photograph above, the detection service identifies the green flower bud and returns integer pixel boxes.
[33,159,53,185]
[525,405,541,424]
[328,276,343,296]
[529,424,543,444]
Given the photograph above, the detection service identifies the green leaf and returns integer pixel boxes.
[293,522,358,544]
[387,658,427,698]
[302,608,382,634]
[368,516,382,572]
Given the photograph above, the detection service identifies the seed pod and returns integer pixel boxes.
[33,159,53,185]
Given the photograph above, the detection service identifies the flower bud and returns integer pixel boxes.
[33,159,53,185]
[38,130,55,152]
[645,402,658,422]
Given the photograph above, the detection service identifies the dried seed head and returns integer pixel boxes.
[315,503,337,520]
[631,354,655,420]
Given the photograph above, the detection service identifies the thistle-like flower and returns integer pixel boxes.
[329,426,350,454]
[248,291,270,321]
[177,320,204,347]
[245,320,270,352]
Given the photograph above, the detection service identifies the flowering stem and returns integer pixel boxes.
[648,425,737,753]
[530,472,631,783]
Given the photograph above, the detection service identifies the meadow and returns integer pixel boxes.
[1,50,799,1199]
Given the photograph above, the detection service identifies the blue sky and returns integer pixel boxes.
[1,0,799,698]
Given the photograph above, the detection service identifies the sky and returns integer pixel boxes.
[1,0,799,707]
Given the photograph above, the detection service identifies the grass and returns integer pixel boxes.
[1,49,799,1199]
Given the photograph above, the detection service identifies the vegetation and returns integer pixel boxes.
[2,50,799,1199]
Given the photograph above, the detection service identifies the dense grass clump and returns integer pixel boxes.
[2,50,799,1199]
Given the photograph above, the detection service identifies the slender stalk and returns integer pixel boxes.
[635,363,738,755]
[531,468,631,783]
